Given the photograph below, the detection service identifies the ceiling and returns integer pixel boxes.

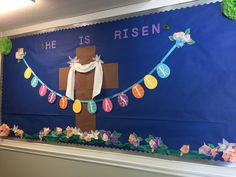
[0,0,147,32]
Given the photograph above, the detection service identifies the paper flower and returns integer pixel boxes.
[16,129,24,139]
[198,143,218,157]
[15,48,26,61]
[93,55,104,63]
[39,127,51,141]
[80,132,92,142]
[180,145,190,156]
[0,124,10,137]
[222,146,236,163]
[169,28,195,48]
[102,132,109,142]
[218,139,236,162]
[67,56,79,67]
[100,130,121,144]
[55,127,62,135]
[66,126,74,138]
[43,128,51,136]
[12,125,24,139]
[128,133,142,147]
[145,135,162,152]
[88,130,100,140]
[218,138,236,152]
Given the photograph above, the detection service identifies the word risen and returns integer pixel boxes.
[114,24,160,40]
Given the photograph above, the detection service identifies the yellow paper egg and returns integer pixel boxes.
[73,99,82,113]
[144,74,158,90]
[24,67,32,79]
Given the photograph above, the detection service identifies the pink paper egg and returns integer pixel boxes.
[117,93,129,107]
[48,91,57,104]
[39,84,47,96]
[102,98,113,112]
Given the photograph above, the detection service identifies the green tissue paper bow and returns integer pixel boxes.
[0,36,12,55]
[222,0,236,20]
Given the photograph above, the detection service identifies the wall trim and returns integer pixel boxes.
[0,139,235,177]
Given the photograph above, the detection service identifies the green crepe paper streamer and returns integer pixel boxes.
[222,0,236,20]
[0,36,12,55]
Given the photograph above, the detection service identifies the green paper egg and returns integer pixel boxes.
[222,0,236,20]
[31,76,39,88]
[0,36,12,55]
[87,100,97,114]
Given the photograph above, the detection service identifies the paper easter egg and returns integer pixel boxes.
[31,76,38,88]
[144,74,158,90]
[156,63,170,78]
[73,99,82,113]
[132,83,144,99]
[59,96,68,110]
[87,100,97,114]
[102,98,113,112]
[24,67,32,79]
[48,91,57,104]
[117,93,129,107]
[39,84,47,96]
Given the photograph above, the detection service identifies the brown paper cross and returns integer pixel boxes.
[59,45,119,131]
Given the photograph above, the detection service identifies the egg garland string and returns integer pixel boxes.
[15,29,195,114]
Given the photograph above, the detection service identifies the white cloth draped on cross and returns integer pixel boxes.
[66,55,104,100]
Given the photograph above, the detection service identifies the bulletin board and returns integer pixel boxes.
[2,1,236,162]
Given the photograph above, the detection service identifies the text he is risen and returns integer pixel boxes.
[41,23,161,48]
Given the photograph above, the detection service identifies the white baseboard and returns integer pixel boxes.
[0,139,235,177]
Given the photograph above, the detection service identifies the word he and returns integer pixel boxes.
[41,40,57,49]
[79,35,90,45]
[114,23,160,40]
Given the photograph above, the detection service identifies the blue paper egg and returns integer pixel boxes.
[87,100,97,114]
[156,63,171,78]
[31,76,38,88]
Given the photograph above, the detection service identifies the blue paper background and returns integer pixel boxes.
[2,2,236,149]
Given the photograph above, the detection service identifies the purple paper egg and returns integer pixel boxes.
[117,93,129,107]
[48,91,57,104]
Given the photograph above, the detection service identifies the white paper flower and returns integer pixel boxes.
[218,139,236,152]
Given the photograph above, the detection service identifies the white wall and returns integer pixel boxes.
[3,0,220,37]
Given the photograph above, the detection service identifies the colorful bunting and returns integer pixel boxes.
[16,29,195,113]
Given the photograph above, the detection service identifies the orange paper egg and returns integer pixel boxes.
[132,83,144,99]
[59,96,68,110]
